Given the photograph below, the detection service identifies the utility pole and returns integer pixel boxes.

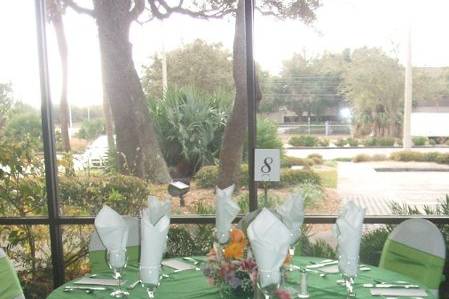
[403,27,413,149]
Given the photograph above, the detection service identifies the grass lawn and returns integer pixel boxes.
[315,168,338,188]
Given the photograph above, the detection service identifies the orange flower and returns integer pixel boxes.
[283,253,292,266]
[224,242,245,260]
[230,228,246,244]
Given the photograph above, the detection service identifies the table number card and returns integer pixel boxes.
[255,149,280,182]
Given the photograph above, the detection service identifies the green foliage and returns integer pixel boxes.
[193,165,219,188]
[59,174,150,216]
[362,137,377,146]
[288,135,318,147]
[150,88,232,175]
[296,226,336,259]
[352,154,370,163]
[194,165,321,190]
[307,153,323,164]
[255,117,283,150]
[359,226,391,266]
[0,83,13,133]
[411,137,427,146]
[353,153,388,162]
[316,169,338,188]
[318,137,330,147]
[279,52,346,122]
[271,169,321,189]
[166,225,215,257]
[375,137,396,146]
[335,138,347,147]
[346,137,359,147]
[77,119,105,140]
[389,150,426,162]
[342,48,403,137]
[142,39,234,99]
[5,108,41,142]
[281,156,314,168]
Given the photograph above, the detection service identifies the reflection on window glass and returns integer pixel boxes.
[255,0,449,216]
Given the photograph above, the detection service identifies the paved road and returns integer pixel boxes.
[337,161,449,215]
[286,146,449,160]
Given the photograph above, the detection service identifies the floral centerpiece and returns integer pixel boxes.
[202,228,292,299]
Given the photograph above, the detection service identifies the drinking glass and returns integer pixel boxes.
[257,271,280,299]
[338,255,358,298]
[140,265,161,299]
[107,249,129,298]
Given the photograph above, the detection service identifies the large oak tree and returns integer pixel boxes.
[63,0,319,185]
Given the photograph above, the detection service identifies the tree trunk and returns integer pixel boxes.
[217,0,261,189]
[51,5,71,152]
[102,92,115,151]
[93,0,170,182]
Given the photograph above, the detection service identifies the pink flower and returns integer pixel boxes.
[274,289,291,299]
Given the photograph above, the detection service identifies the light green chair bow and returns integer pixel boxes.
[89,216,140,273]
[379,219,445,298]
[0,249,25,299]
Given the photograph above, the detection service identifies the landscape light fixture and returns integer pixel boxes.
[168,181,190,207]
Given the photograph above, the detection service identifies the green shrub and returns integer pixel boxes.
[288,135,318,147]
[5,111,42,142]
[194,164,249,188]
[77,119,105,140]
[308,153,323,165]
[436,153,449,164]
[390,151,425,162]
[318,137,330,147]
[193,165,219,188]
[281,156,313,168]
[255,117,283,150]
[362,137,377,146]
[353,154,371,162]
[167,224,214,257]
[335,138,347,147]
[271,169,321,188]
[412,136,428,146]
[150,88,232,175]
[346,137,359,147]
[353,153,387,162]
[359,226,391,266]
[376,137,395,146]
[59,174,150,216]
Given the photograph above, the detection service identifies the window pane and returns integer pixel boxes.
[50,2,247,217]
[0,2,46,217]
[255,0,449,216]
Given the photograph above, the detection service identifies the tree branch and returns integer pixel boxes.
[62,0,94,17]
[148,0,235,20]
[129,0,145,21]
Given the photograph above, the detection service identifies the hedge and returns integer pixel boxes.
[194,164,321,189]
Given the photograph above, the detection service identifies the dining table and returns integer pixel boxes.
[47,256,435,299]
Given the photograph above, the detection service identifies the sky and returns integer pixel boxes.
[0,0,449,108]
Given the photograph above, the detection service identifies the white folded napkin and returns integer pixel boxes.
[94,205,129,268]
[147,196,171,225]
[247,208,290,288]
[335,201,365,277]
[215,185,240,244]
[276,193,304,245]
[140,207,170,285]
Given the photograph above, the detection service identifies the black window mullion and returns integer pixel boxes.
[34,0,65,288]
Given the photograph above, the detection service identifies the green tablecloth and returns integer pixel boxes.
[47,257,435,299]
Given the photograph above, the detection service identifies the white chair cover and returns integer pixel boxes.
[384,218,445,298]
